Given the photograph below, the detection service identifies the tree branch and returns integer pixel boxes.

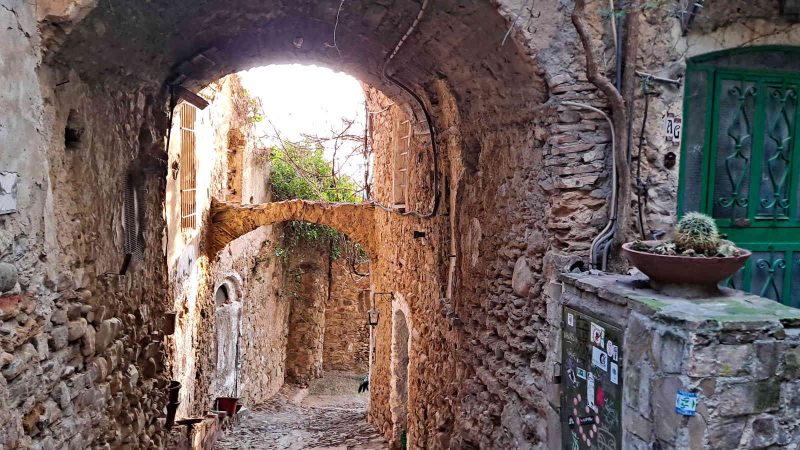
[572,0,633,246]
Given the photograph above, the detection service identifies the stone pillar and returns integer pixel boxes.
[557,273,800,449]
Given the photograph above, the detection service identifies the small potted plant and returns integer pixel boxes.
[622,212,751,291]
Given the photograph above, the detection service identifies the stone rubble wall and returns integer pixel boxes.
[1,1,174,446]
[283,239,329,385]
[323,258,370,373]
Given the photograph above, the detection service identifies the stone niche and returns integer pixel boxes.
[556,273,800,449]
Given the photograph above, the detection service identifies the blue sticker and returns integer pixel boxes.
[675,390,699,416]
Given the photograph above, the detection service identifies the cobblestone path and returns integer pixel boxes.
[215,372,388,450]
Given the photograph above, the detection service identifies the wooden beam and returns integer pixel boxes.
[174,86,209,110]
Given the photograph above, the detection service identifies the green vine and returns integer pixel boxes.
[269,141,366,261]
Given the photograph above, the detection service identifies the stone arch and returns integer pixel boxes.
[212,274,244,398]
[208,198,378,259]
[50,0,547,175]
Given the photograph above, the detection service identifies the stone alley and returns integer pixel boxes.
[215,373,387,450]
[3,0,800,449]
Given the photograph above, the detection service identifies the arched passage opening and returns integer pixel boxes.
[40,1,548,448]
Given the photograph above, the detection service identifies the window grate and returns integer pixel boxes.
[179,103,197,230]
[393,119,412,207]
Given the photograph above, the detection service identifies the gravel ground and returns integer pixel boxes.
[215,372,387,450]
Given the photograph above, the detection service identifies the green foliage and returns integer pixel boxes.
[269,141,363,258]
[270,143,361,203]
[674,212,721,255]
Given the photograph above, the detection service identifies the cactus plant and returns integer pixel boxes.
[674,212,720,255]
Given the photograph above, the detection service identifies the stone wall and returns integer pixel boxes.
[284,239,329,385]
[559,273,800,449]
[323,258,370,373]
[165,74,289,415]
[7,0,800,448]
[1,1,174,446]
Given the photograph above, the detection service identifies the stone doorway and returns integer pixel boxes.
[214,277,243,398]
[390,308,410,446]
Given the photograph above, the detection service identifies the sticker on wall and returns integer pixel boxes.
[586,373,596,412]
[610,362,619,385]
[567,368,578,385]
[590,322,605,348]
[675,390,699,416]
[606,339,618,361]
[666,113,682,144]
[592,346,608,372]
[567,312,575,327]
[595,386,605,408]
[576,367,587,380]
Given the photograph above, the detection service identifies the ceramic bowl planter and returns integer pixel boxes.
[622,240,751,289]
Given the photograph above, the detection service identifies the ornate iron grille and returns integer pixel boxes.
[679,48,800,307]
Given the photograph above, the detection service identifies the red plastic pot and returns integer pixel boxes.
[215,397,239,417]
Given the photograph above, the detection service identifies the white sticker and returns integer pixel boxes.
[591,323,605,348]
[567,313,575,327]
[576,367,587,380]
[666,113,682,144]
[606,340,619,362]
[610,362,619,385]
[587,373,596,412]
[592,347,608,372]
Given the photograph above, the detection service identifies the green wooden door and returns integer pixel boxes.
[682,65,800,306]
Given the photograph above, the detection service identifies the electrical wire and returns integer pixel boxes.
[561,101,618,271]
[372,0,440,219]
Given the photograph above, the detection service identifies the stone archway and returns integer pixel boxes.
[208,198,378,259]
[33,0,552,447]
[212,274,244,399]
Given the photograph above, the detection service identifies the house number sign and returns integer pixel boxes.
[665,113,682,144]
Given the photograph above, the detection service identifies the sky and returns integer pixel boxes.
[238,64,368,181]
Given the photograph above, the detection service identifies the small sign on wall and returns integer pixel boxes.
[665,113,682,144]
[0,172,18,215]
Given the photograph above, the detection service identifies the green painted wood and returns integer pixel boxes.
[681,52,800,306]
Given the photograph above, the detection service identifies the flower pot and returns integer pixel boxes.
[167,380,181,403]
[215,397,238,417]
[162,312,177,335]
[622,241,750,289]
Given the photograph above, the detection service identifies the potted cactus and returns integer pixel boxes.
[622,212,751,290]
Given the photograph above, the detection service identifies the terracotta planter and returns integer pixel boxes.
[622,240,751,288]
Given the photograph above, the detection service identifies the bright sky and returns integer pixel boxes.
[238,64,368,181]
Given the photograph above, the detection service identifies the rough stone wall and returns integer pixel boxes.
[364,87,456,449]
[1,1,175,446]
[284,239,329,385]
[323,258,370,373]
